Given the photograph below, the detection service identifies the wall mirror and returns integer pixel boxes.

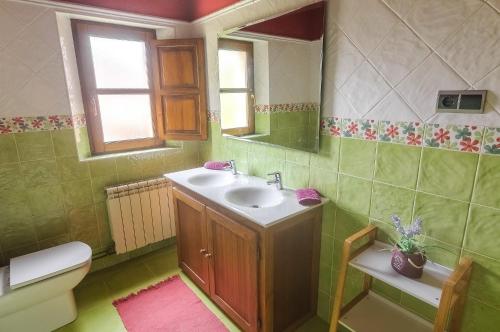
[217,1,326,153]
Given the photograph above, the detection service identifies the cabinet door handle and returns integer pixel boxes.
[204,252,212,258]
[200,248,207,254]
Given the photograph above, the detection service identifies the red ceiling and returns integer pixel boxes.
[241,2,325,41]
[56,0,240,21]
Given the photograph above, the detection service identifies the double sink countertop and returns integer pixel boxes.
[165,167,328,227]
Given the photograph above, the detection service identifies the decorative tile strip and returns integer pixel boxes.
[0,114,79,134]
[254,102,319,114]
[377,121,424,146]
[208,110,219,123]
[482,127,500,155]
[320,117,341,137]
[341,119,378,140]
[320,117,497,156]
[424,124,483,153]
[71,114,87,129]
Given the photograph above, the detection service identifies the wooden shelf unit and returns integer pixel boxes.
[329,225,473,332]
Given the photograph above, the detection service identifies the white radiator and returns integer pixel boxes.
[105,178,175,254]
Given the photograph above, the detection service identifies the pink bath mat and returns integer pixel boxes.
[113,275,228,332]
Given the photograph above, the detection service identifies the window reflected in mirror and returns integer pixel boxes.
[218,39,254,136]
[217,1,325,153]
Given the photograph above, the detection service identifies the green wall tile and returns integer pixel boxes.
[418,148,478,201]
[52,129,77,157]
[95,202,112,248]
[62,180,93,208]
[375,143,421,189]
[337,175,372,215]
[310,136,340,171]
[413,192,469,247]
[0,134,19,164]
[57,156,90,182]
[67,205,98,234]
[284,162,309,189]
[400,293,436,321]
[472,155,500,209]
[309,167,337,201]
[339,138,376,179]
[464,205,500,260]
[91,174,118,203]
[372,279,401,303]
[286,149,310,166]
[370,182,415,223]
[75,127,91,159]
[89,158,117,178]
[334,209,369,242]
[34,213,68,241]
[20,159,59,187]
[320,234,334,266]
[462,298,500,332]
[15,131,54,161]
[316,291,332,322]
[464,250,500,309]
[319,263,332,294]
[0,163,26,193]
[421,237,460,267]
[27,184,65,217]
[0,218,37,251]
[321,202,335,236]
[3,195,32,221]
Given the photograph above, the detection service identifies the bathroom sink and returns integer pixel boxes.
[187,172,235,187]
[224,186,284,208]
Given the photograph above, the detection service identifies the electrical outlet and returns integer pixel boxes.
[436,90,486,114]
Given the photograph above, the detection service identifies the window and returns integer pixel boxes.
[72,20,208,155]
[218,39,254,136]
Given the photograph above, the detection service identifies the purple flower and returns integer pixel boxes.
[391,215,405,234]
[391,215,423,238]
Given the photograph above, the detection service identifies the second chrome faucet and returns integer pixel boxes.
[267,172,283,190]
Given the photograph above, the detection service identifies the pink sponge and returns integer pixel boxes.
[203,161,230,170]
[296,188,321,206]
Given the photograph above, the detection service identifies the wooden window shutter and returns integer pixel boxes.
[150,38,208,141]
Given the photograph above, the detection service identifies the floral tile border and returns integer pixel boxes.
[319,117,500,156]
[424,124,483,153]
[341,119,378,140]
[208,110,219,123]
[482,127,500,155]
[255,102,319,114]
[377,121,424,146]
[0,114,86,134]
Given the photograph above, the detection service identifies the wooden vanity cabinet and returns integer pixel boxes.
[172,186,322,332]
[172,189,211,293]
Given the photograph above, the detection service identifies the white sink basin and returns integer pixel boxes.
[224,186,284,208]
[187,172,235,187]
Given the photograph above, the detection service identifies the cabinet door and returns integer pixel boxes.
[173,188,210,293]
[206,208,259,331]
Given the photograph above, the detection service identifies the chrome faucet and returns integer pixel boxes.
[228,160,237,175]
[267,172,283,190]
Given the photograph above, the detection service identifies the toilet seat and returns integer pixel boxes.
[9,242,92,289]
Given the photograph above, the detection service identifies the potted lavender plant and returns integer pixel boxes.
[390,215,427,279]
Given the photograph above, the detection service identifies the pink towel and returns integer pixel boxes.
[204,161,230,170]
[296,188,321,206]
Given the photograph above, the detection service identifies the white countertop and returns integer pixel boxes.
[165,167,327,227]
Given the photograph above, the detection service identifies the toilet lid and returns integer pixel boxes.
[9,241,92,289]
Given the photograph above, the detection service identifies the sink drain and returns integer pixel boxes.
[251,204,260,208]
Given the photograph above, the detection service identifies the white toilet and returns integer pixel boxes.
[0,241,92,332]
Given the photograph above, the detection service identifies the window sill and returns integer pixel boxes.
[79,146,181,162]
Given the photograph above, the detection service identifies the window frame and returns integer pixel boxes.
[218,38,255,136]
[72,20,163,155]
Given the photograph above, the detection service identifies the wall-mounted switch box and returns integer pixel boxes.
[436,90,487,114]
